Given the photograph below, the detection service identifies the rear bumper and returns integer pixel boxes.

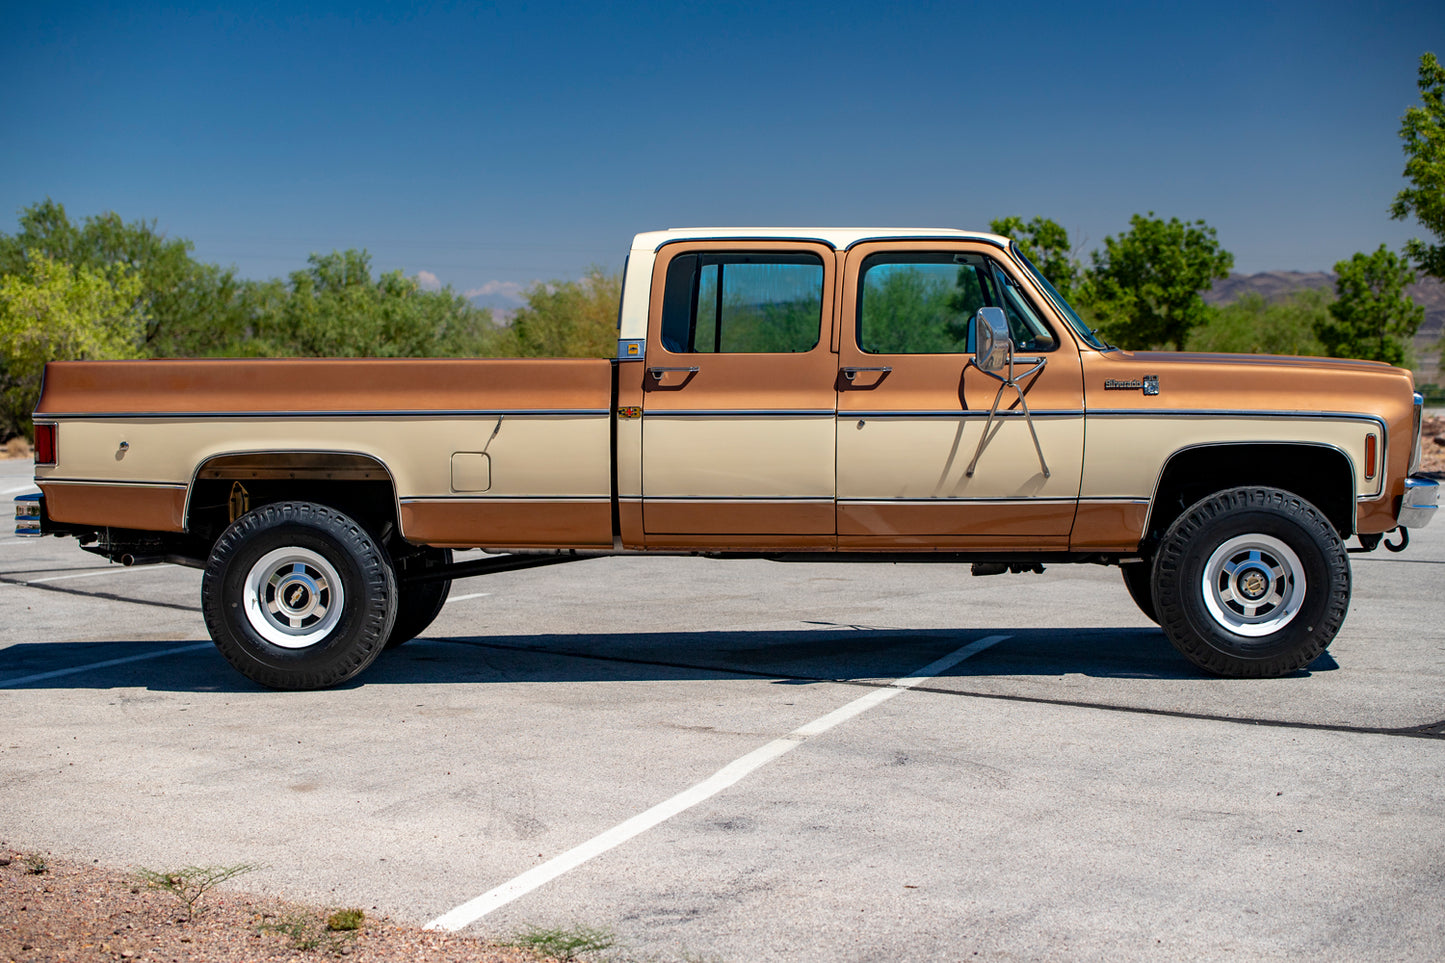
[1398,475,1439,529]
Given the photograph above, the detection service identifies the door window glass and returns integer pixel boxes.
[661,252,823,353]
[857,252,1057,354]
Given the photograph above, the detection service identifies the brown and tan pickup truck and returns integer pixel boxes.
[14,228,1439,689]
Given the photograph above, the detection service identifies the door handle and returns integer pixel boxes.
[649,366,699,381]
[841,366,892,382]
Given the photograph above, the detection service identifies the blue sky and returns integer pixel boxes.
[1,1,1439,305]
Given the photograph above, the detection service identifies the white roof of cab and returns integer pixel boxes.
[630,227,1010,252]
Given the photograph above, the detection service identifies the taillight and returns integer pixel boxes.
[1364,432,1377,481]
[33,423,56,465]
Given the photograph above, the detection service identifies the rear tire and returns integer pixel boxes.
[1153,487,1349,678]
[202,501,397,690]
[385,547,453,649]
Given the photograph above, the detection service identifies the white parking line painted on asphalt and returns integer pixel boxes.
[26,564,176,584]
[444,592,492,604]
[0,642,214,687]
[424,633,1010,932]
[3,484,37,495]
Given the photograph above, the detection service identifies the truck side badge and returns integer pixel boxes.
[1103,376,1161,395]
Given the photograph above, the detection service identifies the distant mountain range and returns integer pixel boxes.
[1205,271,1443,383]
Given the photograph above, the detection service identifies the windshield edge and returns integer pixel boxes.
[1011,243,1108,350]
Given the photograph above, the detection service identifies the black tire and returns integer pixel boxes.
[384,547,453,649]
[201,501,397,690]
[1120,560,1159,624]
[1153,486,1349,678]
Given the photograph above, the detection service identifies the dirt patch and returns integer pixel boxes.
[0,847,551,963]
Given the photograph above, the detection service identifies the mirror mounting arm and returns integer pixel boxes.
[964,308,1051,479]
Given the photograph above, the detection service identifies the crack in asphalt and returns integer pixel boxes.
[434,636,1445,742]
[0,574,202,613]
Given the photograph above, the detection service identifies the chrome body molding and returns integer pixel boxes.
[837,496,1078,505]
[399,495,612,504]
[846,409,1083,420]
[1411,393,1424,473]
[39,408,612,420]
[1087,408,1388,428]
[38,478,187,489]
[1398,476,1439,529]
[645,410,836,418]
[640,495,834,503]
[1140,439,1365,537]
[183,449,400,537]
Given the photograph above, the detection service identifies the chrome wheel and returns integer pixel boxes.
[242,546,345,648]
[1200,533,1306,637]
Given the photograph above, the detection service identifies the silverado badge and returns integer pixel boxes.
[1104,375,1160,395]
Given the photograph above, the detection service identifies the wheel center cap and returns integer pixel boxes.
[1237,569,1270,601]
[276,575,317,615]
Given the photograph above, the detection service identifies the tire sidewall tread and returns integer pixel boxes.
[1153,486,1350,678]
[201,501,397,690]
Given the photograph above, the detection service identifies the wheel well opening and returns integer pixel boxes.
[187,452,400,548]
[1148,444,1355,547]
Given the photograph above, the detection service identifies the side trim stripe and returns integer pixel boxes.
[39,479,186,490]
[42,409,612,420]
[401,496,612,503]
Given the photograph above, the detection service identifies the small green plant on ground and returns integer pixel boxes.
[505,922,617,961]
[133,863,259,919]
[326,907,364,931]
[261,913,326,951]
[23,853,47,875]
[259,910,361,955]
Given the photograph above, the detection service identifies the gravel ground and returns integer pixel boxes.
[1422,414,1445,472]
[0,847,552,963]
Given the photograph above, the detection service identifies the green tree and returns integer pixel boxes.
[989,216,1080,295]
[0,251,145,437]
[1316,244,1424,365]
[1077,213,1234,350]
[0,199,250,356]
[498,267,621,357]
[1391,52,1445,281]
[239,249,495,358]
[1187,290,1329,356]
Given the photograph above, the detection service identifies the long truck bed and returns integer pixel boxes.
[33,357,617,548]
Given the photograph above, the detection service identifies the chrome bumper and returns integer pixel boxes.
[13,491,41,536]
[1398,475,1439,529]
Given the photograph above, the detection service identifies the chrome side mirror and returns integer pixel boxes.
[972,306,1010,373]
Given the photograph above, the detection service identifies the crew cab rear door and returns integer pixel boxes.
[835,240,1085,549]
[640,240,838,545]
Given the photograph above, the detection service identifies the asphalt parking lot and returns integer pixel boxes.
[2,455,1443,962]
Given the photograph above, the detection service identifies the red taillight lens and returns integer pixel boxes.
[1364,433,1377,480]
[33,423,56,465]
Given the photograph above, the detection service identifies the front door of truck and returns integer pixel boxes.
[641,241,837,546]
[835,241,1085,549]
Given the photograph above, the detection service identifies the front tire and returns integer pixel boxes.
[202,501,397,690]
[1153,487,1349,678]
